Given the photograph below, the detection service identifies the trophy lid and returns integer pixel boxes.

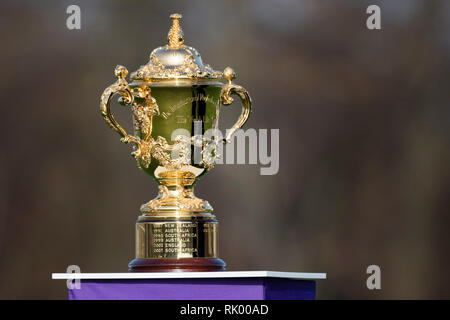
[130,13,222,83]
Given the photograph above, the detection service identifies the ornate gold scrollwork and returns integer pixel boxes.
[100,65,251,174]
[100,65,160,169]
[100,68,194,170]
[140,185,213,214]
[100,65,137,144]
[131,86,159,141]
[130,14,221,81]
[220,67,252,143]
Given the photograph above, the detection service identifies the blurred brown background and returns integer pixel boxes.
[0,0,449,299]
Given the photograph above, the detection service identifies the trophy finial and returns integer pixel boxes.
[168,13,184,49]
[223,67,236,84]
[114,65,128,79]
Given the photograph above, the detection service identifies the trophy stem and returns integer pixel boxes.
[128,173,226,272]
[140,184,213,214]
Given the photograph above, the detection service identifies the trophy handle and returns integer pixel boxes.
[100,65,139,145]
[220,67,252,143]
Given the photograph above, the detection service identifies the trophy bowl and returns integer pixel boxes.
[100,14,251,272]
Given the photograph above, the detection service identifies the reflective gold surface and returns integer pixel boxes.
[136,219,218,259]
[131,13,222,82]
[99,13,252,270]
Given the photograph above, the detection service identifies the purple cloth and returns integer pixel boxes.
[69,278,316,300]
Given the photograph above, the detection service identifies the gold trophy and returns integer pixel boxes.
[100,14,252,272]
